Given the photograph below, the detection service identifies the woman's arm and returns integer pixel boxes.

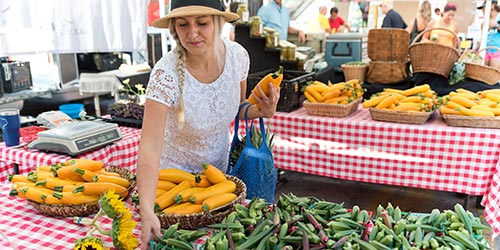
[405,18,415,34]
[137,99,168,247]
[421,20,435,42]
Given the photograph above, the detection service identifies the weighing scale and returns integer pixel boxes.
[28,121,122,156]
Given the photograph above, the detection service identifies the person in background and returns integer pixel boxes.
[422,3,458,48]
[329,7,350,33]
[318,5,331,34]
[405,0,432,43]
[380,0,407,29]
[257,0,306,43]
[221,1,240,41]
[137,0,280,248]
[434,7,442,17]
[481,1,500,69]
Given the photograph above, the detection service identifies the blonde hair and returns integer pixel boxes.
[167,15,226,127]
[419,0,432,22]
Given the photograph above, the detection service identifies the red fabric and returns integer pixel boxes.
[0,126,141,182]
[329,16,345,30]
[148,0,170,26]
[238,106,500,240]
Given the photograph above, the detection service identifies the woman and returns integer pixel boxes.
[405,0,432,43]
[484,2,500,69]
[136,0,280,248]
[422,3,458,48]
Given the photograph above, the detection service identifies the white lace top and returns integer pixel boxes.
[145,40,249,173]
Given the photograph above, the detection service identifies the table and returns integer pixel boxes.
[261,107,500,240]
[0,184,141,250]
[0,126,141,182]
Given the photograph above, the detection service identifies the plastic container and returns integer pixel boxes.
[246,69,314,112]
[59,103,85,119]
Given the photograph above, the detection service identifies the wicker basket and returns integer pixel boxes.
[409,28,460,78]
[442,114,500,128]
[367,60,410,84]
[369,108,434,124]
[368,28,410,61]
[303,98,361,118]
[28,166,136,217]
[341,64,368,83]
[153,175,246,229]
[464,47,500,86]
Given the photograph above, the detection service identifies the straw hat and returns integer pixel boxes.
[152,0,240,28]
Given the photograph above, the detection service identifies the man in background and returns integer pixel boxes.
[258,0,306,43]
[329,7,350,33]
[380,0,407,29]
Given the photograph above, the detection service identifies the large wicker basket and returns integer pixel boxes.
[369,108,434,125]
[442,114,500,128]
[28,166,136,217]
[367,60,410,84]
[409,28,460,78]
[464,47,500,86]
[368,28,410,61]
[149,175,246,230]
[303,98,361,118]
[341,64,368,83]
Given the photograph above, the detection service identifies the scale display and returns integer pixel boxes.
[28,121,122,156]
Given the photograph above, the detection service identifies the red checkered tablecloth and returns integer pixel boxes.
[0,126,141,182]
[244,107,500,240]
[0,184,141,250]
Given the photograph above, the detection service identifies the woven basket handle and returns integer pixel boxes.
[410,27,460,49]
[473,46,500,60]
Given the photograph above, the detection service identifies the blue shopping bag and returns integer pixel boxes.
[227,105,277,203]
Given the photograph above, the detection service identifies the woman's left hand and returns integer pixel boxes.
[253,82,280,118]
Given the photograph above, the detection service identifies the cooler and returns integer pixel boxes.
[324,33,363,72]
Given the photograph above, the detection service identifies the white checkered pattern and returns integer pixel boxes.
[0,185,141,249]
[239,107,500,240]
[0,127,141,182]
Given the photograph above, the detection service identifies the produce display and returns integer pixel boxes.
[439,89,500,117]
[150,193,490,250]
[304,79,364,104]
[362,84,437,112]
[8,159,133,204]
[148,163,240,214]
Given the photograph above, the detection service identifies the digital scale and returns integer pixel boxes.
[28,121,122,156]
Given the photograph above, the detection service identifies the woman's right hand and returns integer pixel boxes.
[140,210,162,250]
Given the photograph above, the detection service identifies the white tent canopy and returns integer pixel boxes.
[0,0,148,56]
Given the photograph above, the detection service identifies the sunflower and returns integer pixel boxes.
[98,190,128,219]
[111,212,138,250]
[74,236,104,250]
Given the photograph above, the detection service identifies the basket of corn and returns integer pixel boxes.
[439,88,500,128]
[132,164,246,229]
[303,79,364,118]
[9,159,136,217]
[363,84,438,125]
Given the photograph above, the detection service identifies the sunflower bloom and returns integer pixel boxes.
[98,190,127,219]
[74,236,104,250]
[111,213,138,250]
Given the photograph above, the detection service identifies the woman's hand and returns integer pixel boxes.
[140,210,162,250]
[252,82,280,118]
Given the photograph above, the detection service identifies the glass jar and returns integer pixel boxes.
[250,16,262,37]
[237,4,249,23]
[287,46,296,61]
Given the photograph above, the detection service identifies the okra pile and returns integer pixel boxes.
[150,193,491,250]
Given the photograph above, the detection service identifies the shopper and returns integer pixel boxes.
[422,3,458,48]
[434,7,441,17]
[482,1,500,68]
[318,5,331,34]
[136,0,280,248]
[380,0,407,29]
[329,6,350,33]
[257,0,306,43]
[406,0,433,43]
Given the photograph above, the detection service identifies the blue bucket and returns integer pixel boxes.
[59,103,85,118]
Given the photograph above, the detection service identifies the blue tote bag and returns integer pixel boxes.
[227,105,277,203]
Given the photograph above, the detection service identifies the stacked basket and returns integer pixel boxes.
[366,28,410,84]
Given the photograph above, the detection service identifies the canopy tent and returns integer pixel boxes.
[0,0,148,56]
